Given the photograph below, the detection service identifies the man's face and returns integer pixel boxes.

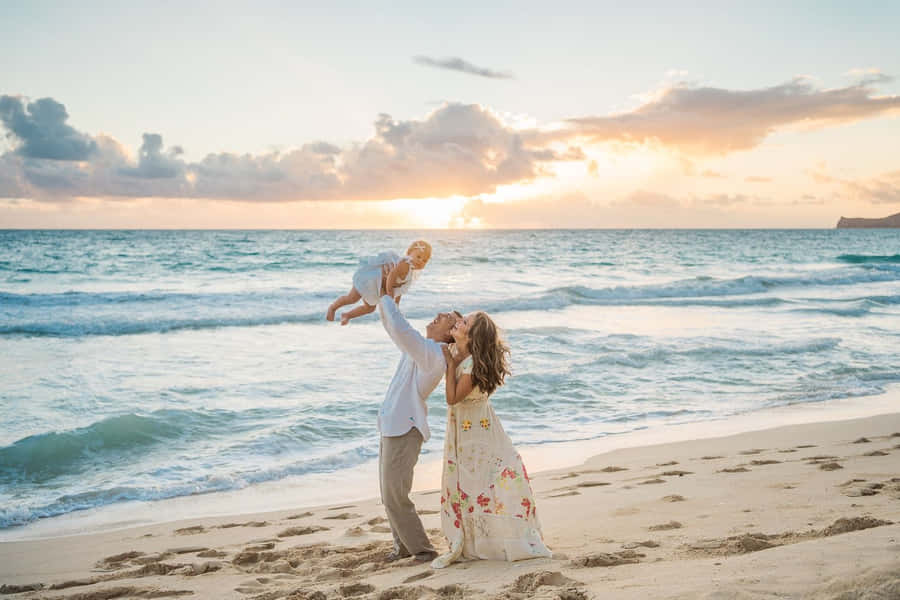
[426,310,460,342]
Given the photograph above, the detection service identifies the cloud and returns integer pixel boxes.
[842,170,900,204]
[808,165,900,204]
[0,95,97,160]
[0,99,574,202]
[536,77,900,155]
[413,55,514,80]
[845,67,894,86]
[2,72,899,204]
[118,133,185,179]
[700,193,753,206]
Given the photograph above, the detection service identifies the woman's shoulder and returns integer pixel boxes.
[457,355,474,375]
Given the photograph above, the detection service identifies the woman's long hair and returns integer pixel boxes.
[467,312,511,396]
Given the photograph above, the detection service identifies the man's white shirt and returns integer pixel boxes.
[377,295,446,441]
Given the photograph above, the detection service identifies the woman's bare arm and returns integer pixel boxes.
[441,346,474,405]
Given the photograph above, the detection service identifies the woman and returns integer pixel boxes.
[431,311,552,569]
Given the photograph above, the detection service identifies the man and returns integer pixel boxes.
[377,291,460,562]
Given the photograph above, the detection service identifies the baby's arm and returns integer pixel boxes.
[384,260,411,297]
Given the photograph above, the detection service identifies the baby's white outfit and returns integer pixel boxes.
[352,251,416,306]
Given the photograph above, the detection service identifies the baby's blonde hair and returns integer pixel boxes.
[407,240,432,263]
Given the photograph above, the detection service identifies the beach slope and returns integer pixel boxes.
[2,412,899,599]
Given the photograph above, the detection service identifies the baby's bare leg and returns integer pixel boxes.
[340,301,376,325]
[327,287,362,321]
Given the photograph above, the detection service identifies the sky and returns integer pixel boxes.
[1,0,899,228]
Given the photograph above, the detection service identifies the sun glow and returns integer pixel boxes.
[382,196,470,228]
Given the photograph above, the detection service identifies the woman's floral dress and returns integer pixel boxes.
[431,355,552,568]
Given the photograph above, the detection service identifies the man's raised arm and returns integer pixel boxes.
[378,295,442,370]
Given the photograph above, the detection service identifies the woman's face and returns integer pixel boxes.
[451,313,474,347]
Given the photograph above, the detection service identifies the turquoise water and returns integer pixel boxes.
[1,229,899,531]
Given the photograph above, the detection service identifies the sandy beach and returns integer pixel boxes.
[2,405,899,600]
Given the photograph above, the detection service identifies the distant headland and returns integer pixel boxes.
[836,211,900,228]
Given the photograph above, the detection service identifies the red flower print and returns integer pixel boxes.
[468,506,474,513]
[454,519,460,528]
[451,502,461,517]
[477,493,490,507]
[521,498,532,518]
[522,464,530,481]
[484,509,492,514]
[460,490,468,501]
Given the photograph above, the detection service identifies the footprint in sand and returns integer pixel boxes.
[552,472,580,480]
[218,521,268,529]
[819,462,843,471]
[778,449,798,453]
[96,551,146,570]
[570,551,644,567]
[863,450,890,456]
[324,512,362,520]
[719,467,750,473]
[601,466,628,472]
[0,584,44,594]
[750,459,781,466]
[173,525,205,535]
[287,511,314,520]
[648,521,682,531]
[852,437,871,444]
[339,582,375,596]
[277,525,329,537]
[659,470,693,477]
[328,504,357,510]
[662,494,686,502]
[738,449,766,455]
[622,540,660,549]
[549,490,581,498]
[795,444,817,448]
[166,546,209,555]
[576,481,611,488]
[508,571,582,594]
[638,478,666,485]
[656,461,679,467]
[403,571,433,583]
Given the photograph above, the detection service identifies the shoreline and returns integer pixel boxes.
[3,384,900,543]
[2,405,898,598]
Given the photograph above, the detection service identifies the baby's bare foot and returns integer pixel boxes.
[326,305,337,321]
[340,313,351,326]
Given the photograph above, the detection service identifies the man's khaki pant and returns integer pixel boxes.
[379,427,434,556]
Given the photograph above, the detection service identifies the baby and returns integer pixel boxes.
[327,240,432,326]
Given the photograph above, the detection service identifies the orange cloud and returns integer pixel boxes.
[536,77,900,155]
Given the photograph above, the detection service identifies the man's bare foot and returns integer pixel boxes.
[340,313,351,326]
[326,304,337,321]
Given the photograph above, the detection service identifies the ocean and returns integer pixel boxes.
[1,229,899,537]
